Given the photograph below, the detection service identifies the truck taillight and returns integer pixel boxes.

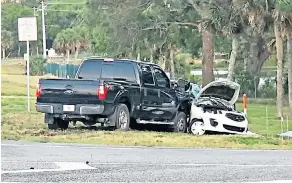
[36,84,42,98]
[97,85,107,100]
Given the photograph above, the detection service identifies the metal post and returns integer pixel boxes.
[41,1,47,59]
[287,115,289,132]
[281,116,284,141]
[26,41,30,112]
[266,106,268,136]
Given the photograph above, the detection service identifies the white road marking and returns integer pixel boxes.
[246,181,292,183]
[88,162,292,167]
[1,162,95,174]
[2,161,292,167]
[2,143,292,152]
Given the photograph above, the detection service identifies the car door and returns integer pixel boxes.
[153,67,177,120]
[138,64,161,120]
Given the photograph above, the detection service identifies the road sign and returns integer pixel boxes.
[18,17,38,112]
[18,17,37,41]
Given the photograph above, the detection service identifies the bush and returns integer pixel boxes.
[233,68,258,97]
[29,56,47,76]
[258,78,276,98]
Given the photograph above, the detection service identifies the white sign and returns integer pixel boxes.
[24,53,28,61]
[18,17,38,41]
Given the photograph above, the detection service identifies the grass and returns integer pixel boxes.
[1,59,57,96]
[1,60,292,149]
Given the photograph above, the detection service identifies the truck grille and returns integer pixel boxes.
[225,113,245,122]
[223,124,245,132]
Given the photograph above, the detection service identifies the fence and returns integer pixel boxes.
[44,63,79,78]
[1,97,291,139]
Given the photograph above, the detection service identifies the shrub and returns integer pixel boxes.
[258,78,276,98]
[29,56,47,76]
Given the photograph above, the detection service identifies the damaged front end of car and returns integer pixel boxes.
[189,80,249,135]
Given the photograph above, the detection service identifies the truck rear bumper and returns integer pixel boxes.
[35,103,105,115]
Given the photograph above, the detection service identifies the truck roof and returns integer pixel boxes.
[83,57,160,68]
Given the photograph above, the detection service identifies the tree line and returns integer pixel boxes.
[1,0,292,117]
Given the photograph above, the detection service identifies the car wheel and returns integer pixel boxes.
[115,104,130,131]
[172,112,187,133]
[189,120,205,135]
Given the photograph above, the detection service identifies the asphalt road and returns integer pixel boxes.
[1,140,292,183]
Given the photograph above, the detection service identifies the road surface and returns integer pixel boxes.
[2,140,292,182]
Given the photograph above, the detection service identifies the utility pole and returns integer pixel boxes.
[41,1,47,59]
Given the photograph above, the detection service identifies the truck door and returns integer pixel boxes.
[153,67,177,120]
[139,64,161,120]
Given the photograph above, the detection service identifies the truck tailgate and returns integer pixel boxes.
[37,79,101,104]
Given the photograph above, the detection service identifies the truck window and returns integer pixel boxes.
[102,62,136,82]
[77,60,136,82]
[77,60,102,79]
[154,67,170,88]
[140,65,154,85]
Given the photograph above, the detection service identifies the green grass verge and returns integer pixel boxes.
[1,98,292,149]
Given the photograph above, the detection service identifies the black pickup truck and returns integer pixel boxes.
[35,58,192,132]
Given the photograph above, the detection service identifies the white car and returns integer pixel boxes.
[189,80,248,135]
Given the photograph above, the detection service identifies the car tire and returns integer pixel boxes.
[188,120,205,135]
[115,104,130,131]
[171,112,187,133]
[47,118,69,130]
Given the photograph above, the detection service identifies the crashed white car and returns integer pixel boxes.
[189,80,248,135]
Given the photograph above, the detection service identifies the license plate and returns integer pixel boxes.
[63,105,75,112]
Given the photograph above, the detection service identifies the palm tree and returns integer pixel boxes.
[186,0,215,86]
[73,27,90,59]
[204,0,243,81]
[275,0,292,114]
[271,0,292,117]
[53,29,76,63]
[1,30,14,60]
[273,13,284,118]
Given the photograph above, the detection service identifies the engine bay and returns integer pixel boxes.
[195,97,235,112]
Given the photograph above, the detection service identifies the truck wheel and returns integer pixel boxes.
[47,118,69,130]
[172,112,187,133]
[115,104,130,131]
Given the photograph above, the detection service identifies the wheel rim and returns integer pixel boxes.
[177,118,185,132]
[190,121,205,135]
[118,110,128,129]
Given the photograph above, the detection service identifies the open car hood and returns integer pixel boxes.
[196,80,240,105]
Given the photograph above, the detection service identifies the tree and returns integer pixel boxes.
[53,29,74,63]
[1,30,14,60]
[186,0,215,86]
[71,27,90,59]
[276,0,292,114]
[233,0,273,73]
[272,0,292,117]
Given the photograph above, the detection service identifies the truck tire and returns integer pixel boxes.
[47,118,69,130]
[171,112,187,133]
[115,104,130,131]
